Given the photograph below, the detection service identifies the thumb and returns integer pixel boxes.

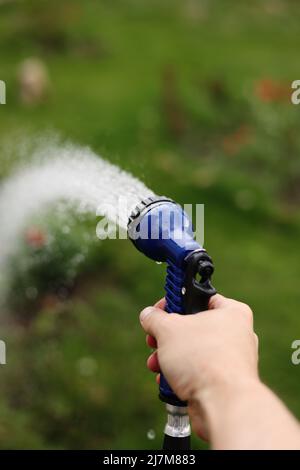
[139,306,167,338]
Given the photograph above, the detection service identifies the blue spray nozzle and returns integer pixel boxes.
[128,196,216,408]
[127,196,200,266]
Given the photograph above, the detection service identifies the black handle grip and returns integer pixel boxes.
[161,249,216,451]
[183,250,217,314]
[159,250,216,406]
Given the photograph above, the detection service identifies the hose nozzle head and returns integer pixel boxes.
[127,196,200,266]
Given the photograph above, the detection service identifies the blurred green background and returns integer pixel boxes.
[0,0,300,449]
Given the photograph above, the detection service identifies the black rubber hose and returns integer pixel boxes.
[162,434,191,451]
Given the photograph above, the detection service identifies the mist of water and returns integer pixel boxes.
[0,141,155,273]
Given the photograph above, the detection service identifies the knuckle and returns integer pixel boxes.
[229,299,253,323]
[241,303,253,320]
[232,299,253,318]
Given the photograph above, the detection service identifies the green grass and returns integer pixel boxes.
[1,0,300,449]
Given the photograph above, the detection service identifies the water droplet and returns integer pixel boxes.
[72,253,85,265]
[25,286,38,300]
[147,429,156,440]
[62,225,70,234]
[156,261,162,265]
[67,268,76,279]
[57,286,69,301]
[181,287,186,295]
[77,357,98,377]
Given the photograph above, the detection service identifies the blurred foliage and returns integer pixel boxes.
[0,0,300,449]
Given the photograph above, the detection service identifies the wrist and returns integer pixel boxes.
[189,373,262,437]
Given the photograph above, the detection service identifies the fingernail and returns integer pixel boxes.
[140,306,153,322]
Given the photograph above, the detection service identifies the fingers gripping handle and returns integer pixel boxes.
[159,250,217,406]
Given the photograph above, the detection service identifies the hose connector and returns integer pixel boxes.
[163,404,191,450]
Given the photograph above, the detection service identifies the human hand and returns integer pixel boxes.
[140,294,259,438]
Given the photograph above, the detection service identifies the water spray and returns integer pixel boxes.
[127,196,216,450]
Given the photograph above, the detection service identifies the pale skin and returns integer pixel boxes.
[139,294,300,450]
